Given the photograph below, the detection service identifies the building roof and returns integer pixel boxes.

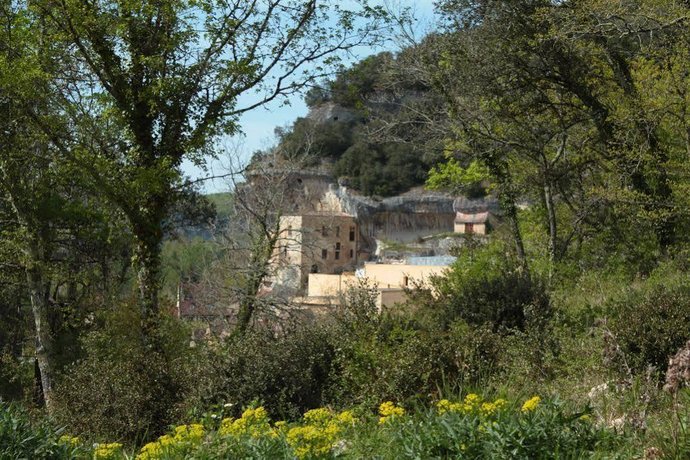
[455,211,491,224]
[407,256,457,266]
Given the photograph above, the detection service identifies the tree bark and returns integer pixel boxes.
[134,235,162,323]
[500,191,529,276]
[25,238,55,414]
[543,179,558,280]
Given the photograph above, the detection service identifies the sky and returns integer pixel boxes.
[183,1,438,194]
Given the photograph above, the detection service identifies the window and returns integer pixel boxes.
[349,226,355,241]
[287,225,292,236]
[335,226,340,237]
[349,249,354,259]
[465,223,474,234]
[321,249,328,259]
[335,242,341,260]
[321,225,328,236]
[403,276,409,287]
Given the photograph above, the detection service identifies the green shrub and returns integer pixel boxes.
[0,402,83,459]
[329,322,504,409]
[212,324,338,421]
[609,284,690,374]
[54,301,211,442]
[361,397,626,459]
[96,396,628,459]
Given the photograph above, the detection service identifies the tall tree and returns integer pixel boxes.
[29,0,388,321]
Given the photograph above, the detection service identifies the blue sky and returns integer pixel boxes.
[184,1,438,194]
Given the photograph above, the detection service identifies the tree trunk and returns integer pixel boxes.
[543,179,558,280]
[500,192,529,276]
[134,235,162,322]
[25,240,54,414]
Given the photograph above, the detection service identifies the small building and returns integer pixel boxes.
[454,211,493,235]
[453,196,500,235]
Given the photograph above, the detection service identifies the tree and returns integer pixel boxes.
[29,0,389,322]
[1,3,133,410]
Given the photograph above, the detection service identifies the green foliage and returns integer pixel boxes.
[608,283,690,375]
[271,51,441,197]
[307,53,395,109]
[211,325,338,421]
[56,396,627,459]
[426,158,490,197]
[326,282,504,409]
[0,402,83,459]
[422,242,551,333]
[53,301,212,442]
[368,398,625,459]
[334,142,429,196]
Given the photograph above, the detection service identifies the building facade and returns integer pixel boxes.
[274,213,359,292]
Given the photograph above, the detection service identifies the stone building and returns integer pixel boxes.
[273,212,360,292]
[453,196,500,235]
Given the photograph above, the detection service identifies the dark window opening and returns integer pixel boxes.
[403,275,409,287]
[349,226,355,241]
[465,223,474,234]
[349,249,354,259]
[335,226,340,237]
[322,225,328,236]
[321,249,328,259]
[335,251,340,260]
[311,264,319,273]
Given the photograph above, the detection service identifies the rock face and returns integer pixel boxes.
[250,166,461,257]
[322,186,456,245]
[306,102,360,124]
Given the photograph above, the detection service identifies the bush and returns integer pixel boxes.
[54,301,211,442]
[609,283,690,374]
[327,319,503,410]
[78,396,627,459]
[212,324,338,421]
[357,396,626,459]
[0,402,83,459]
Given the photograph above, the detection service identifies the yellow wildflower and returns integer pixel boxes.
[286,407,356,458]
[464,393,482,406]
[58,435,80,447]
[287,423,341,459]
[521,396,541,413]
[136,441,164,460]
[436,399,464,414]
[274,420,288,430]
[379,401,405,417]
[219,406,272,438]
[93,442,123,459]
[337,410,356,425]
[172,424,204,444]
[480,402,497,416]
[304,408,332,425]
[378,401,405,424]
